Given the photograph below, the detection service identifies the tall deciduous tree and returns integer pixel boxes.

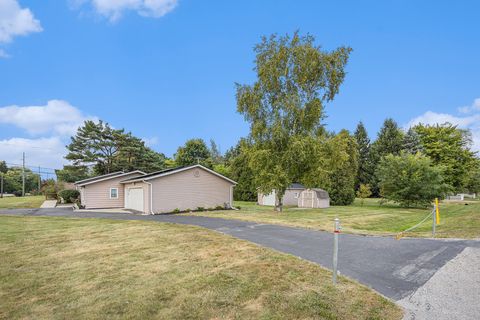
[174,138,213,168]
[236,31,351,211]
[354,122,371,190]
[377,153,448,207]
[414,123,477,192]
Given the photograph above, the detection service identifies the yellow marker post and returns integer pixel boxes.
[435,198,440,225]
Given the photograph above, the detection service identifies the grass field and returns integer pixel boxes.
[190,198,480,239]
[0,195,44,209]
[0,216,401,319]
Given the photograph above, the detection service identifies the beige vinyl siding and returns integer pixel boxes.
[258,189,303,206]
[123,182,150,213]
[298,189,330,209]
[150,167,233,213]
[82,173,144,209]
[282,189,303,206]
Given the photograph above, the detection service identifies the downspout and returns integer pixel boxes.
[143,180,154,215]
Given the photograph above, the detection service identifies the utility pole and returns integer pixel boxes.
[0,173,3,198]
[38,166,41,193]
[22,152,25,197]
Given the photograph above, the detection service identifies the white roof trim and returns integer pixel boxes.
[74,171,124,185]
[76,170,146,186]
[120,164,237,185]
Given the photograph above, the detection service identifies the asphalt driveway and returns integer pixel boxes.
[1,207,478,302]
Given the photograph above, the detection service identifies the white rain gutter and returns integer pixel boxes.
[143,180,154,215]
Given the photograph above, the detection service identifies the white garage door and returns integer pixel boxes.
[126,188,144,212]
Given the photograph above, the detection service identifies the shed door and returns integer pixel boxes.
[126,188,144,212]
[302,191,314,208]
[262,191,276,206]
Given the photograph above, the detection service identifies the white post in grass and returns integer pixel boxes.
[432,205,436,238]
[333,218,340,284]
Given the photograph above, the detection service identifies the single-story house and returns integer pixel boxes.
[75,165,237,214]
[258,183,330,208]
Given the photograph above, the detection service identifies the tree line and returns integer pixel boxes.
[54,31,479,209]
[0,161,41,196]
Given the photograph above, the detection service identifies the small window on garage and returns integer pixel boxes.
[110,188,118,199]
[294,192,299,198]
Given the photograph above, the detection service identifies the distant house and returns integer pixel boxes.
[75,165,237,214]
[258,183,329,208]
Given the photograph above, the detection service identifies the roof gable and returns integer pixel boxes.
[120,165,237,185]
[75,170,146,186]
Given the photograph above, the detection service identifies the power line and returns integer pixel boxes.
[0,141,57,151]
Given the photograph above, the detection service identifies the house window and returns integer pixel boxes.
[110,188,118,199]
[294,192,299,198]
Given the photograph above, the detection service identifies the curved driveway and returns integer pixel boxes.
[1,208,478,301]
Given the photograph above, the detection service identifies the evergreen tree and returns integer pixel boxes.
[354,122,371,190]
[403,127,423,154]
[0,161,7,174]
[66,120,167,175]
[209,139,224,165]
[369,118,405,196]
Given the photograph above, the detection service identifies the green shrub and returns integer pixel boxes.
[58,189,80,203]
[172,208,180,214]
[215,205,224,210]
[196,207,205,212]
[13,191,22,197]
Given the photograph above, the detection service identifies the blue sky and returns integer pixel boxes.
[1,0,479,170]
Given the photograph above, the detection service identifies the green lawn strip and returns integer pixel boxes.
[0,196,45,209]
[188,199,480,239]
[0,216,402,319]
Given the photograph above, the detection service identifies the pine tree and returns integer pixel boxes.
[369,118,405,196]
[403,127,423,154]
[354,122,371,190]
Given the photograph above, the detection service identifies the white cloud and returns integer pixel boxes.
[142,136,158,147]
[406,98,480,151]
[0,100,99,169]
[458,98,480,114]
[0,100,96,136]
[72,0,178,22]
[0,0,42,43]
[0,137,66,169]
[406,111,480,129]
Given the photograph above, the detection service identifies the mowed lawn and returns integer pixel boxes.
[0,216,401,319]
[191,199,480,239]
[0,195,44,209]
